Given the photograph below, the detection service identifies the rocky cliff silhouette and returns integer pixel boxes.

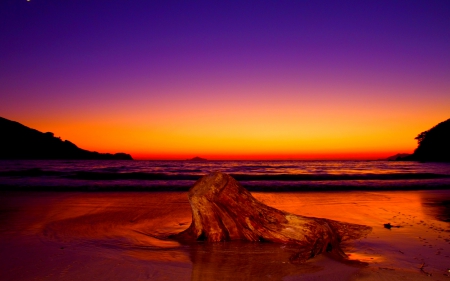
[397,118,450,162]
[0,117,133,160]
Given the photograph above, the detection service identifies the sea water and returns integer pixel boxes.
[1,160,450,190]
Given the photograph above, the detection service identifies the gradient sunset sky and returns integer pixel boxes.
[1,1,449,160]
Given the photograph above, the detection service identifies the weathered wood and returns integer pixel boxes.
[171,172,372,262]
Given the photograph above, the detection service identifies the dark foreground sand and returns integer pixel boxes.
[0,190,449,281]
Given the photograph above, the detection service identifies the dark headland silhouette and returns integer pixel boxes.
[0,117,132,160]
[392,118,450,162]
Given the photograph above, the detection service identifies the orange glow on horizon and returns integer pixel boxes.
[14,107,445,161]
[10,84,448,161]
[129,152,410,161]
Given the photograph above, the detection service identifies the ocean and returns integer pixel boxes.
[1,160,450,191]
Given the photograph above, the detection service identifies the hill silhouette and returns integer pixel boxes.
[411,118,450,162]
[0,117,132,160]
[396,118,450,162]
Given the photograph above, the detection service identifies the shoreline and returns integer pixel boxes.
[1,182,450,192]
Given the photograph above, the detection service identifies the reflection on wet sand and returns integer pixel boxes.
[188,242,321,281]
[420,190,450,222]
[0,190,449,280]
[38,192,191,250]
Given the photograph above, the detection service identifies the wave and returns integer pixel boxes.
[231,173,450,181]
[69,171,201,180]
[1,169,449,181]
[2,179,450,192]
[0,168,62,177]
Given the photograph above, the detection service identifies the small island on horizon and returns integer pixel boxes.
[186,156,208,161]
[0,117,133,160]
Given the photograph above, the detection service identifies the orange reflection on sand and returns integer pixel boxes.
[125,249,191,263]
[346,252,384,264]
[1,190,449,281]
[38,192,191,248]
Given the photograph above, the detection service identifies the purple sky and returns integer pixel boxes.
[1,1,449,159]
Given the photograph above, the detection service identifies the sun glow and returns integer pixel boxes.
[19,97,444,160]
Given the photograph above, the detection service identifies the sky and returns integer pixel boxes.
[1,0,449,160]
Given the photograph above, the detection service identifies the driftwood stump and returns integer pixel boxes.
[171,172,371,262]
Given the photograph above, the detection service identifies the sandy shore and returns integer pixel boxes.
[0,190,449,280]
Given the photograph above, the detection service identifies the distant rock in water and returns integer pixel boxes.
[187,156,207,161]
[0,117,133,160]
[402,118,450,162]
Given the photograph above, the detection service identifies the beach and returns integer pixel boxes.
[3,0,450,279]
[1,190,449,280]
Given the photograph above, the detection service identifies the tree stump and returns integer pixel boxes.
[171,172,372,262]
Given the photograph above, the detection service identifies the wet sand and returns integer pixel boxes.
[0,190,449,280]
